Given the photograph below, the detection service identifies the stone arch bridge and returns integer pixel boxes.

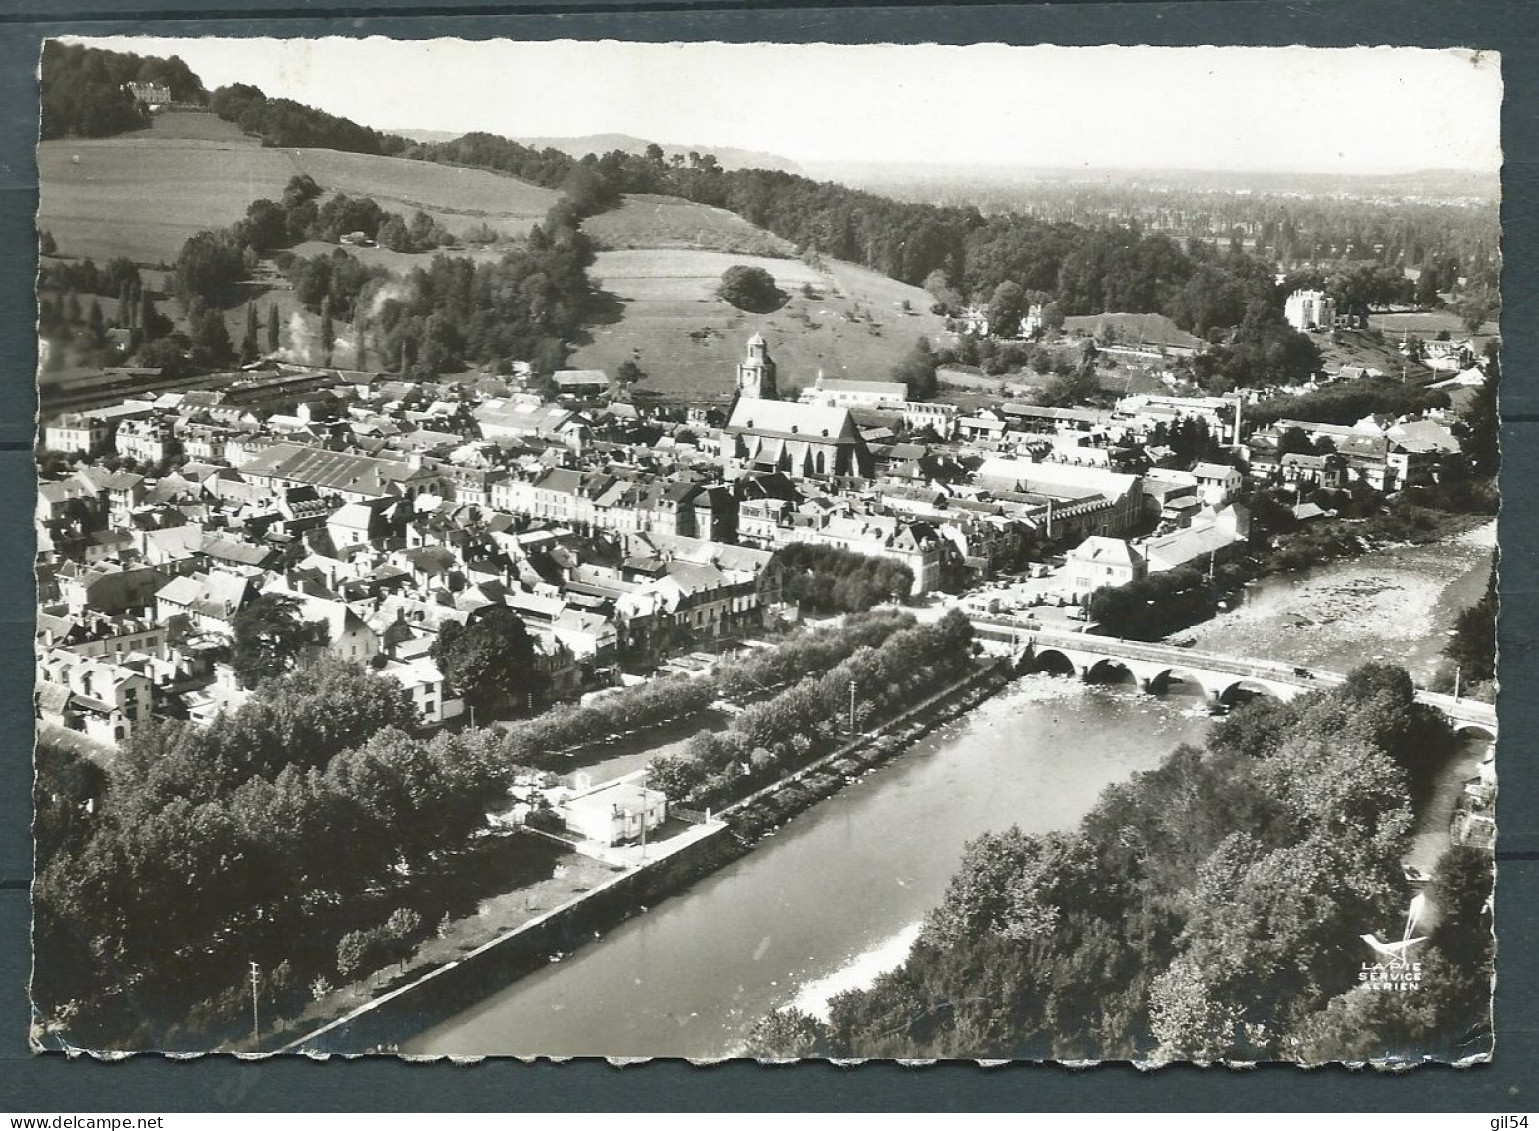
[969,618,1497,740]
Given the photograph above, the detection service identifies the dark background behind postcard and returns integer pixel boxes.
[0,0,1534,1112]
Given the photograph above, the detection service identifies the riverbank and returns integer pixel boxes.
[203,613,920,1053]
[394,515,1498,1057]
[1182,518,1496,681]
[404,673,1216,1057]
[722,660,1014,841]
[272,658,1013,1055]
[251,844,620,1053]
[1096,502,1494,645]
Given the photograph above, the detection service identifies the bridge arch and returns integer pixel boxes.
[991,622,1493,737]
[1023,647,1077,678]
[1147,667,1220,700]
[1085,657,1140,686]
[1216,679,1283,706]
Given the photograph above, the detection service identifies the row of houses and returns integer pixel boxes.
[40,332,1466,752]
[36,476,787,748]
[1246,414,1462,493]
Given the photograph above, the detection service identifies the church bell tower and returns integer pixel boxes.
[736,333,778,401]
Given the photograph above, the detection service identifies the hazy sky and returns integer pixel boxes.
[72,37,1503,174]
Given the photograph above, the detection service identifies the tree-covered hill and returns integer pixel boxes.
[41,41,207,140]
[43,45,1501,394]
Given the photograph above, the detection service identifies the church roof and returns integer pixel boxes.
[815,378,907,398]
[725,399,861,444]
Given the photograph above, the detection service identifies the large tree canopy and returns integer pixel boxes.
[1444,569,1497,687]
[230,592,315,689]
[717,265,786,313]
[430,606,547,716]
[891,335,939,400]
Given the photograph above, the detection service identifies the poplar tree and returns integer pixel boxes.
[86,299,106,347]
[320,309,335,367]
[138,288,157,338]
[241,303,260,363]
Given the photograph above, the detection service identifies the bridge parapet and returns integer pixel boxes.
[971,614,1496,737]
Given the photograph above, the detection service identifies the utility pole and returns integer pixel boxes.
[849,679,857,735]
[639,797,648,863]
[249,961,260,1048]
[1454,665,1462,701]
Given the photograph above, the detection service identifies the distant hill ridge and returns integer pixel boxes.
[396,128,803,175]
[808,161,1500,202]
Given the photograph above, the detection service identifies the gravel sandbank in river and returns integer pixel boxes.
[1182,521,1496,676]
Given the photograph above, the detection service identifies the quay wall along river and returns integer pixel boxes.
[287,661,1009,1054]
[403,672,1218,1058]
[286,820,740,1055]
[391,525,1496,1059]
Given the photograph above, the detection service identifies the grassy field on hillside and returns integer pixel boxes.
[568,248,949,401]
[38,112,558,266]
[586,195,794,257]
[120,110,255,143]
[38,136,298,265]
[1310,328,1434,379]
[41,132,952,396]
[933,353,1168,406]
[1368,310,1499,343]
[291,149,557,240]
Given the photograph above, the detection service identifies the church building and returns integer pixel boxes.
[721,335,872,480]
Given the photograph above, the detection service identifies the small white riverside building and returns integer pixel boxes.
[559,777,669,847]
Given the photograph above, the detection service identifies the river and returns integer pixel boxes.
[403,524,1496,1058]
[406,677,1215,1057]
[1181,519,1497,875]
[1183,519,1495,682]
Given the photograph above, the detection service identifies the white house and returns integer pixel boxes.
[1066,536,1145,599]
[559,777,668,847]
[1191,462,1243,508]
[1284,289,1337,332]
[36,647,155,748]
[799,374,909,411]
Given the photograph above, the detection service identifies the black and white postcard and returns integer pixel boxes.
[31,38,1501,1064]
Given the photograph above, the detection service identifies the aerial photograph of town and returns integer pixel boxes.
[29,38,1500,1064]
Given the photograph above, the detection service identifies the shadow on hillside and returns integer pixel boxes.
[571,289,627,348]
[586,288,628,326]
[721,287,789,316]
